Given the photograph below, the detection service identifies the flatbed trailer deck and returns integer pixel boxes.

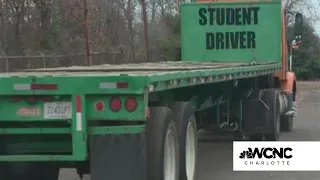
[23,61,276,71]
[0,61,280,96]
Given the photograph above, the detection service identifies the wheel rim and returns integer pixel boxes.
[276,95,281,135]
[277,115,281,135]
[164,129,177,180]
[186,120,196,180]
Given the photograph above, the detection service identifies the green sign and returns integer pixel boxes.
[181,0,282,63]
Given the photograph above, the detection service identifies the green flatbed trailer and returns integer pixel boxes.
[0,0,302,180]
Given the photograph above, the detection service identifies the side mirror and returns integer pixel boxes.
[294,13,303,43]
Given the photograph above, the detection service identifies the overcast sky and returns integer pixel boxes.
[310,0,320,35]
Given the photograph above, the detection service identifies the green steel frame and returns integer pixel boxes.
[0,62,280,161]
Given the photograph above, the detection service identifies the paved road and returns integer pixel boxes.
[59,81,320,180]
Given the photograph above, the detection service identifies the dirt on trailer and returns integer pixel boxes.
[22,61,272,72]
[0,61,278,77]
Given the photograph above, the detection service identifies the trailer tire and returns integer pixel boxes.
[262,89,281,141]
[147,107,179,180]
[171,102,198,180]
[281,115,293,132]
[249,134,263,141]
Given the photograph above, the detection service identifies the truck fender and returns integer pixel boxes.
[280,72,297,114]
[280,72,296,94]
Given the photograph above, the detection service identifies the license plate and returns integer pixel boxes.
[44,102,72,119]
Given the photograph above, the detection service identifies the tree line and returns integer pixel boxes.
[0,0,319,79]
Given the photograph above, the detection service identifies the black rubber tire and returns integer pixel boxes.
[262,89,281,141]
[281,115,294,132]
[171,102,198,180]
[249,134,264,141]
[147,107,179,180]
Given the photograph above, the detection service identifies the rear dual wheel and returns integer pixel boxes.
[171,102,198,180]
[147,107,179,180]
[147,103,198,180]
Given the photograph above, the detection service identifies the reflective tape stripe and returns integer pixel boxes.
[76,95,82,112]
[99,82,128,89]
[76,112,82,131]
[14,84,57,90]
[14,84,31,90]
[99,82,117,89]
[75,95,82,131]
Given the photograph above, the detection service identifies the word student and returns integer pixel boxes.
[199,7,260,26]
[199,7,260,50]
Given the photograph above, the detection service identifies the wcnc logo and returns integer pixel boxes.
[239,147,293,159]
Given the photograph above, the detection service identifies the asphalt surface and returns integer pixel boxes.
[59,81,320,180]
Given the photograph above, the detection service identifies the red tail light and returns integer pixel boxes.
[125,97,137,112]
[109,97,121,112]
[95,101,105,112]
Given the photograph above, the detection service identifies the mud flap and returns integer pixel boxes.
[242,90,269,135]
[89,133,147,180]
